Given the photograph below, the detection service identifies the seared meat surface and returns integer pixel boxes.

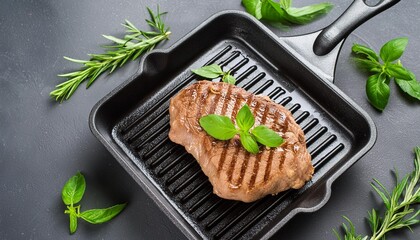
[168,81,313,202]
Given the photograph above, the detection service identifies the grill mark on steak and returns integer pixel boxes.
[218,142,230,174]
[218,88,243,176]
[279,148,286,171]
[281,112,289,133]
[278,112,287,172]
[216,84,234,174]
[185,85,197,124]
[220,83,233,115]
[226,143,241,182]
[235,97,258,186]
[236,151,251,186]
[226,95,253,182]
[195,83,209,121]
[264,149,274,183]
[249,103,269,188]
[208,84,222,114]
[229,93,242,121]
[227,95,253,181]
[264,110,282,183]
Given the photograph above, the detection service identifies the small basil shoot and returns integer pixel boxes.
[352,37,420,111]
[62,172,127,234]
[199,104,284,154]
[192,64,236,84]
[242,0,333,28]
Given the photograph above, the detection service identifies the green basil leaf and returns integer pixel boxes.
[261,0,288,22]
[240,132,260,154]
[265,20,290,30]
[222,73,236,85]
[69,212,78,234]
[251,125,284,147]
[279,0,291,9]
[352,43,379,62]
[353,58,382,73]
[395,78,420,101]
[199,115,238,140]
[380,37,408,63]
[80,203,127,224]
[366,74,390,111]
[386,64,414,80]
[242,0,263,19]
[284,3,333,24]
[62,172,86,205]
[191,64,223,79]
[236,104,255,132]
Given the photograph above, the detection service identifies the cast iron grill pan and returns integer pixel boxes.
[90,1,399,239]
[113,43,349,239]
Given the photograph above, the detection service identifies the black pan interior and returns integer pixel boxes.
[90,12,374,240]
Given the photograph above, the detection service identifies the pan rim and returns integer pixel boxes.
[89,10,377,240]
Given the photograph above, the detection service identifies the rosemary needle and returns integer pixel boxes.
[50,7,171,102]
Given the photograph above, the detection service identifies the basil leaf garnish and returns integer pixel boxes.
[386,63,413,80]
[240,132,260,154]
[236,104,255,132]
[242,0,263,19]
[366,74,390,111]
[80,203,127,224]
[251,125,284,147]
[69,213,78,234]
[61,172,127,234]
[191,64,223,79]
[243,0,332,27]
[199,115,238,140]
[62,172,86,205]
[352,37,418,111]
[352,43,380,62]
[222,73,236,85]
[395,78,420,101]
[192,64,236,85]
[200,104,284,154]
[380,37,408,63]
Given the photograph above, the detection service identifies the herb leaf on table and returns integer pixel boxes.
[242,0,333,28]
[61,172,86,206]
[80,204,127,224]
[51,6,171,102]
[334,147,420,240]
[352,37,420,111]
[62,172,127,234]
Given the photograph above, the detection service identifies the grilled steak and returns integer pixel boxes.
[169,81,313,202]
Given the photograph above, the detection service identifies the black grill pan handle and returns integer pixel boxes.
[313,0,400,56]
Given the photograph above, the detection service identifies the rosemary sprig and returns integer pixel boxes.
[334,147,420,240]
[50,7,171,102]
